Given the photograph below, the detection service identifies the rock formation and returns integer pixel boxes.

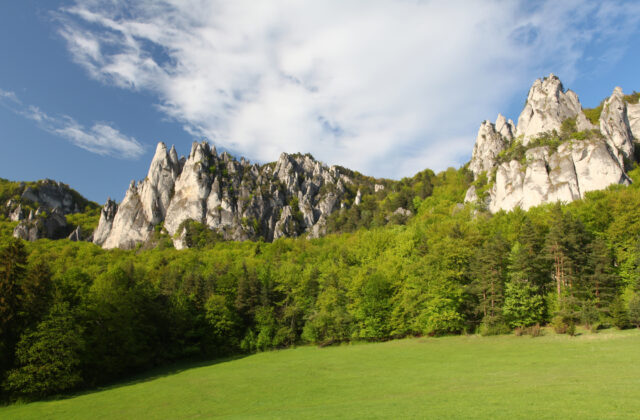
[516,74,585,143]
[6,179,96,241]
[468,116,513,178]
[599,87,634,166]
[466,75,637,213]
[94,142,360,249]
[13,208,68,241]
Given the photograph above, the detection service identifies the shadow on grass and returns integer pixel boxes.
[14,353,249,406]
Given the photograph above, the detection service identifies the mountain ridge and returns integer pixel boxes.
[5,74,639,248]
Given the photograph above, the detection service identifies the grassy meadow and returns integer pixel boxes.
[3,328,640,419]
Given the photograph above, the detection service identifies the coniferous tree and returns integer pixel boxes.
[469,234,509,329]
[581,237,619,319]
[503,242,545,328]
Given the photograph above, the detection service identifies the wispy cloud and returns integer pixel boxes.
[0,89,144,159]
[55,0,640,178]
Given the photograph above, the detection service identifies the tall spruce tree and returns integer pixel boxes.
[469,234,509,322]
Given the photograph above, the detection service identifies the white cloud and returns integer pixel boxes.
[56,0,640,178]
[0,90,144,159]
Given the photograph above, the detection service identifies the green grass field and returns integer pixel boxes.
[3,328,640,419]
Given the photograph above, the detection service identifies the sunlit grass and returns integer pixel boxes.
[4,328,640,419]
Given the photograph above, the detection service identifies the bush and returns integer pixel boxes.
[527,324,542,337]
[611,296,630,329]
[479,315,509,336]
[551,315,569,334]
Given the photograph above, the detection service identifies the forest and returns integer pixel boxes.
[3,164,640,401]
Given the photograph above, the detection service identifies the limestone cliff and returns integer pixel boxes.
[94,142,359,249]
[466,75,637,213]
[5,179,96,241]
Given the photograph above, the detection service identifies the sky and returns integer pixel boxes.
[1,0,640,204]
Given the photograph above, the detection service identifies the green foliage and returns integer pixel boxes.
[611,296,630,329]
[66,207,101,237]
[502,242,545,328]
[178,220,223,249]
[4,303,84,399]
[326,168,439,234]
[583,103,604,125]
[627,293,640,328]
[623,91,640,105]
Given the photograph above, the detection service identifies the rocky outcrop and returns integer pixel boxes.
[6,179,97,242]
[487,141,629,213]
[13,208,68,241]
[95,143,182,249]
[95,142,358,249]
[600,87,634,166]
[627,102,640,141]
[516,74,585,143]
[468,116,513,177]
[7,202,24,222]
[67,226,83,241]
[466,75,637,213]
[92,199,117,246]
[20,179,84,214]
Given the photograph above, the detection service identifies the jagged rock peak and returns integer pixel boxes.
[516,73,584,143]
[93,199,118,246]
[495,113,515,140]
[468,116,511,178]
[600,86,634,167]
[95,141,360,249]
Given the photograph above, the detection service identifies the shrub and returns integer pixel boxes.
[479,315,509,336]
[583,103,604,125]
[551,315,569,334]
[527,324,542,337]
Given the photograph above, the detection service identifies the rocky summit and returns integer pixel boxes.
[6,179,93,241]
[93,143,360,249]
[465,74,637,213]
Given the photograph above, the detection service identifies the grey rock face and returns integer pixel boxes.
[487,141,628,213]
[92,199,117,246]
[468,116,511,178]
[68,226,83,241]
[8,203,24,222]
[466,75,635,213]
[20,179,83,214]
[96,142,182,249]
[600,87,634,166]
[102,182,153,249]
[6,179,94,242]
[627,102,640,141]
[97,141,357,249]
[516,74,584,143]
[13,207,68,241]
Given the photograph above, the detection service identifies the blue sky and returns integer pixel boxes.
[1,0,639,204]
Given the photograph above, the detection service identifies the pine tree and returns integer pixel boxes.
[469,234,508,323]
